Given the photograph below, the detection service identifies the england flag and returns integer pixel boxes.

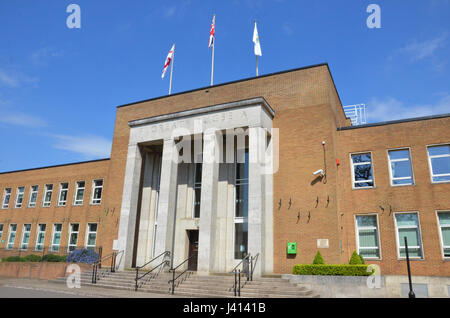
[161,44,175,79]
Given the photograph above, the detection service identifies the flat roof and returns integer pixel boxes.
[337,113,450,131]
[0,158,110,175]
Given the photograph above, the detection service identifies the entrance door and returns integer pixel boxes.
[187,230,199,271]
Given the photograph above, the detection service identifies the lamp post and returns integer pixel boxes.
[404,236,415,298]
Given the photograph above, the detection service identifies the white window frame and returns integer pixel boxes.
[394,211,424,260]
[233,147,249,260]
[15,186,25,208]
[7,224,17,250]
[436,211,450,260]
[35,224,46,251]
[427,143,450,184]
[91,179,103,205]
[0,224,4,241]
[192,162,202,219]
[354,214,382,260]
[387,147,415,187]
[2,188,11,209]
[350,152,375,189]
[73,181,85,206]
[67,223,79,252]
[28,185,39,208]
[20,224,31,250]
[57,182,69,207]
[42,184,53,207]
[51,224,63,252]
[85,223,98,250]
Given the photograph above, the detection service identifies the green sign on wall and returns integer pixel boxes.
[287,242,297,255]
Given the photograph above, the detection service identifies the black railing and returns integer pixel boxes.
[92,250,123,284]
[168,254,196,295]
[249,253,260,282]
[135,251,170,291]
[230,254,251,297]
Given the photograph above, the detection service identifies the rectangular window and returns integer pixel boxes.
[437,212,450,259]
[0,224,3,240]
[193,163,202,218]
[234,148,249,259]
[351,153,374,188]
[68,223,79,252]
[51,224,62,252]
[20,224,31,250]
[2,188,11,209]
[86,223,97,251]
[7,224,17,250]
[15,187,25,208]
[388,149,414,186]
[91,180,103,205]
[35,224,46,251]
[394,212,423,259]
[58,183,69,206]
[427,144,450,183]
[42,184,53,207]
[73,181,85,206]
[28,185,39,208]
[355,215,381,259]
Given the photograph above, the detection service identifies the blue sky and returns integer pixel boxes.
[0,0,449,172]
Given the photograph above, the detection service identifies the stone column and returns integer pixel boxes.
[117,143,143,269]
[154,138,179,261]
[197,130,220,274]
[248,127,266,276]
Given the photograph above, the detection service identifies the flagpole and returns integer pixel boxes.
[169,44,175,95]
[210,15,215,86]
[256,55,258,77]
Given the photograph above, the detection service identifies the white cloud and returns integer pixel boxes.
[398,35,447,62]
[30,47,63,66]
[368,94,450,123]
[0,68,38,88]
[50,134,112,158]
[0,100,47,127]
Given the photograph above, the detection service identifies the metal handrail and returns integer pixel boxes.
[135,251,170,291]
[92,250,123,284]
[168,254,196,294]
[229,253,251,297]
[250,253,260,282]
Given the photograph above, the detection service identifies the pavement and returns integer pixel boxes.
[0,277,189,298]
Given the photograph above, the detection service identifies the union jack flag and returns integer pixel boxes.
[208,15,215,48]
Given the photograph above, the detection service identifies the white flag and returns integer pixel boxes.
[253,22,262,56]
[161,44,175,79]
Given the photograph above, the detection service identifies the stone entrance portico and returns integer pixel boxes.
[117,97,275,276]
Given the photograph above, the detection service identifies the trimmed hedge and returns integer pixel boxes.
[2,256,23,262]
[2,254,65,263]
[42,254,66,262]
[22,254,42,262]
[349,251,364,265]
[292,264,374,276]
[312,251,325,265]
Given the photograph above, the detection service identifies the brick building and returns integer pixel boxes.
[0,63,449,277]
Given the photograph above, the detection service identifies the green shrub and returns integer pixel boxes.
[22,254,42,262]
[349,251,363,265]
[312,251,325,265]
[2,256,22,262]
[359,254,365,264]
[292,264,374,276]
[42,254,66,262]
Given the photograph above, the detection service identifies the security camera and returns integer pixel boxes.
[322,141,326,145]
[313,169,324,176]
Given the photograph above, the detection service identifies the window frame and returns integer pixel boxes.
[0,224,3,241]
[436,210,450,260]
[28,185,39,208]
[73,181,85,206]
[2,188,11,209]
[354,213,382,260]
[393,211,425,260]
[42,184,53,207]
[91,179,103,205]
[67,223,79,252]
[51,223,63,252]
[387,147,415,187]
[7,224,17,250]
[35,224,46,251]
[426,143,450,184]
[350,151,375,189]
[57,182,69,207]
[233,147,249,260]
[85,223,98,251]
[14,186,25,208]
[192,162,202,219]
[20,224,31,250]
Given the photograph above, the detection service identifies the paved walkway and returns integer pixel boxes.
[0,278,188,298]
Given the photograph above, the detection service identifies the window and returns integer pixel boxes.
[28,185,39,208]
[73,181,85,206]
[0,224,3,240]
[58,183,69,206]
[351,153,374,188]
[2,188,11,209]
[193,163,202,218]
[42,184,53,207]
[234,148,249,259]
[427,144,450,183]
[15,187,25,208]
[35,224,46,251]
[388,149,414,186]
[7,224,17,250]
[68,223,79,252]
[86,223,97,251]
[20,224,31,250]
[51,224,62,252]
[355,215,381,259]
[394,212,423,259]
[437,212,450,259]
[91,180,103,205]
